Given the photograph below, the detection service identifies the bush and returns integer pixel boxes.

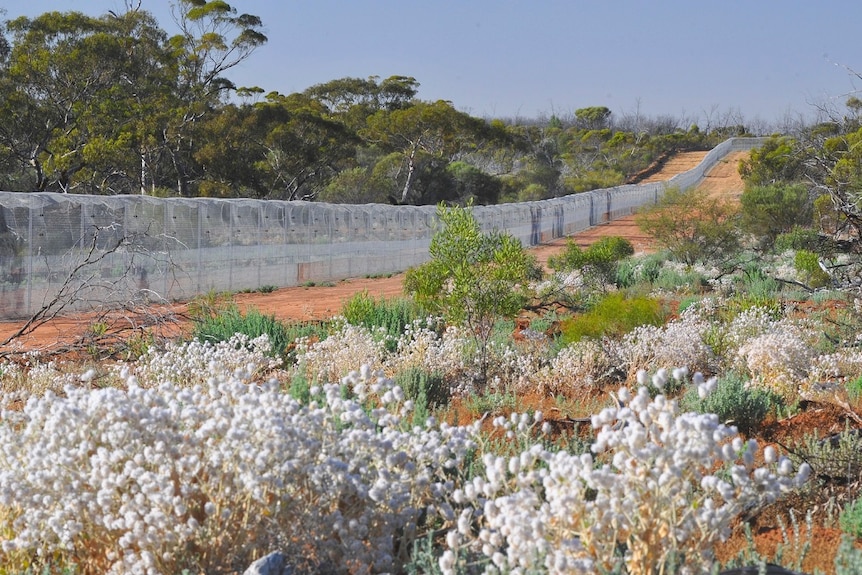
[394,367,449,425]
[840,497,862,538]
[794,249,831,288]
[560,292,664,343]
[191,304,295,359]
[342,291,423,352]
[548,236,634,279]
[636,186,741,266]
[679,372,783,436]
[740,183,812,248]
[774,225,834,256]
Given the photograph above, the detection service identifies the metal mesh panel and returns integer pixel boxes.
[0,137,765,319]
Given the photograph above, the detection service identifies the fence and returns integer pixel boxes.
[0,137,764,320]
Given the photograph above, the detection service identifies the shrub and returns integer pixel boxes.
[191,304,294,359]
[794,249,831,288]
[342,291,423,352]
[560,292,664,343]
[774,225,834,256]
[839,497,862,538]
[679,371,783,436]
[740,183,812,248]
[548,236,634,287]
[394,367,449,424]
[636,186,741,266]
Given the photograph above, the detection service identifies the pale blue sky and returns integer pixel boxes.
[6,1,862,126]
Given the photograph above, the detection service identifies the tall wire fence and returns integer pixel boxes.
[0,137,763,320]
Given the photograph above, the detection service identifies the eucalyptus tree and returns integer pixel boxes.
[0,10,175,193]
[361,100,494,204]
[194,92,356,199]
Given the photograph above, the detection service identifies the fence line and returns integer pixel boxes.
[0,137,764,320]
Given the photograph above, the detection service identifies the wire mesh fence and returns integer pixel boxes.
[0,137,763,319]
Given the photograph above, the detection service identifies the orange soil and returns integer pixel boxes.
[3,150,861,573]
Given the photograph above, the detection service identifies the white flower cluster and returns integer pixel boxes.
[0,358,477,574]
[736,321,818,398]
[528,339,614,393]
[294,318,385,383]
[440,384,811,575]
[384,320,469,383]
[613,306,715,378]
[131,333,281,388]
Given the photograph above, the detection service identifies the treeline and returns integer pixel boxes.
[0,1,750,204]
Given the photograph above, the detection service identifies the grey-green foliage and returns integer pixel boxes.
[835,534,862,575]
[679,372,782,436]
[341,291,424,352]
[787,425,862,486]
[394,367,449,426]
[839,497,862,538]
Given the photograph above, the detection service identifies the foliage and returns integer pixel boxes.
[394,367,450,425]
[404,202,537,382]
[341,291,423,352]
[739,183,812,248]
[636,186,741,265]
[560,292,664,343]
[738,134,804,186]
[190,303,294,359]
[794,249,831,288]
[839,497,862,538]
[679,371,783,436]
[774,225,834,256]
[548,236,634,287]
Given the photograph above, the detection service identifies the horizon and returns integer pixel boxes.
[6,1,862,128]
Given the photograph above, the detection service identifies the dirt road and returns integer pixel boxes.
[0,150,746,351]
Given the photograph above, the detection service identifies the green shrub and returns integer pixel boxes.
[794,249,831,288]
[560,292,664,343]
[847,376,862,402]
[192,304,327,362]
[740,183,812,248]
[191,304,294,358]
[774,225,834,256]
[394,367,449,426]
[548,236,634,285]
[342,291,423,352]
[839,497,862,538]
[679,372,782,436]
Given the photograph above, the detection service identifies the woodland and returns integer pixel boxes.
[0,2,755,204]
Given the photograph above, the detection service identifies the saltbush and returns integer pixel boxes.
[342,291,423,352]
[839,497,862,538]
[679,371,783,436]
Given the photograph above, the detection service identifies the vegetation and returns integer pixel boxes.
[0,5,741,202]
[635,186,741,266]
[404,202,538,383]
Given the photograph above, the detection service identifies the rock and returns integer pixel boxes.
[243,551,293,575]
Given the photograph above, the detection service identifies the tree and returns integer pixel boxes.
[0,10,174,193]
[404,202,538,383]
[739,183,812,249]
[636,186,741,266]
[361,100,488,204]
[738,135,804,186]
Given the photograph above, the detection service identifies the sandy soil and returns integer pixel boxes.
[0,150,737,352]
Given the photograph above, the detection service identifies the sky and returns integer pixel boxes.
[6,1,862,127]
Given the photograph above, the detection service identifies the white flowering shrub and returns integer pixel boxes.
[293,319,386,384]
[131,333,281,388]
[439,385,811,575]
[613,306,715,378]
[528,339,614,393]
[384,320,470,384]
[736,321,819,398]
[0,361,478,574]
